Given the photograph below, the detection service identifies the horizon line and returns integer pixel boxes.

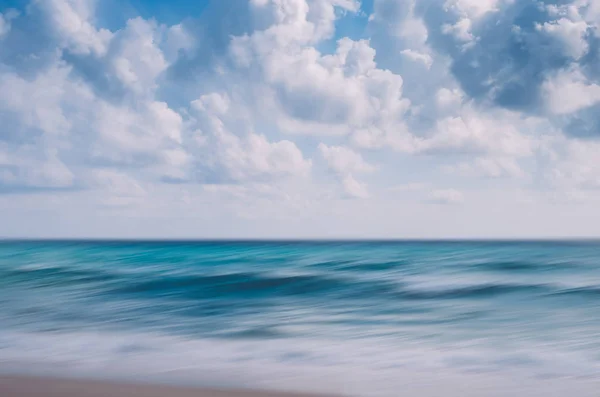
[2,237,600,243]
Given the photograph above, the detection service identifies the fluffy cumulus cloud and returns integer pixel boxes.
[542,67,600,115]
[1,0,600,238]
[319,143,375,197]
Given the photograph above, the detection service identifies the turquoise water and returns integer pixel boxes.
[1,241,599,396]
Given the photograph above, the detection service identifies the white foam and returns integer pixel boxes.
[0,330,598,397]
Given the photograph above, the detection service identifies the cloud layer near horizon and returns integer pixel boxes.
[2,0,600,238]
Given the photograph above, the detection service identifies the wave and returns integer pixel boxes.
[4,263,600,303]
[1,265,120,287]
[546,286,600,297]
[338,261,408,272]
[109,272,352,297]
[471,260,578,272]
[104,273,560,302]
[395,283,551,300]
[304,259,408,272]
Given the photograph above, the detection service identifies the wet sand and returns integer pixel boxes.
[0,376,335,397]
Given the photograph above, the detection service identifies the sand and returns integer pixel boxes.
[0,376,335,397]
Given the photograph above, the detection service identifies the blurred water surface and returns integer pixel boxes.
[1,240,599,396]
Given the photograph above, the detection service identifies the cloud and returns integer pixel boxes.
[90,100,186,174]
[229,35,410,137]
[190,92,312,183]
[0,9,18,38]
[217,132,313,181]
[0,65,76,139]
[389,183,465,205]
[37,0,112,56]
[106,17,168,96]
[444,0,503,19]
[341,174,369,199]
[441,0,506,45]
[0,1,189,191]
[87,169,147,208]
[542,67,600,115]
[318,143,376,174]
[414,0,600,118]
[549,139,600,191]
[423,108,536,157]
[445,156,526,179]
[427,188,465,205]
[537,17,590,60]
[247,0,360,45]
[400,49,433,69]
[0,145,74,191]
[388,182,430,193]
[318,143,375,198]
[442,17,475,43]
[436,87,464,109]
[369,0,428,46]
[89,169,145,196]
[2,0,600,237]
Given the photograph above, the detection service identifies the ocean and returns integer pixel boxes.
[1,240,599,396]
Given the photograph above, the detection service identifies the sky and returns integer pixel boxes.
[1,0,600,239]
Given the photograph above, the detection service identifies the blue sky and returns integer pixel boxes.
[1,0,600,239]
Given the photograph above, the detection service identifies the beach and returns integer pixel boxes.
[0,376,332,397]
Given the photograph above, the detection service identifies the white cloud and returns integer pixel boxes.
[446,156,525,178]
[441,0,505,43]
[223,17,423,177]
[370,0,428,46]
[96,101,182,150]
[436,87,464,110]
[191,92,231,115]
[0,145,74,189]
[36,0,112,55]
[0,8,186,188]
[579,0,600,30]
[318,143,375,198]
[350,123,421,153]
[549,139,600,190]
[107,17,167,96]
[230,36,410,136]
[542,67,600,115]
[87,169,147,208]
[442,18,474,43]
[537,17,590,59]
[547,2,599,39]
[400,49,433,69]
[342,174,369,198]
[444,0,503,19]
[246,0,360,45]
[190,92,312,182]
[2,0,600,237]
[428,188,464,205]
[0,65,76,137]
[163,23,195,62]
[423,109,536,157]
[217,132,313,181]
[318,144,376,174]
[350,105,539,160]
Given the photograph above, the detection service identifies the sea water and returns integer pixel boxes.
[1,240,599,396]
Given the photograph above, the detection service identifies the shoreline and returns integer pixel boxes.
[0,375,336,397]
